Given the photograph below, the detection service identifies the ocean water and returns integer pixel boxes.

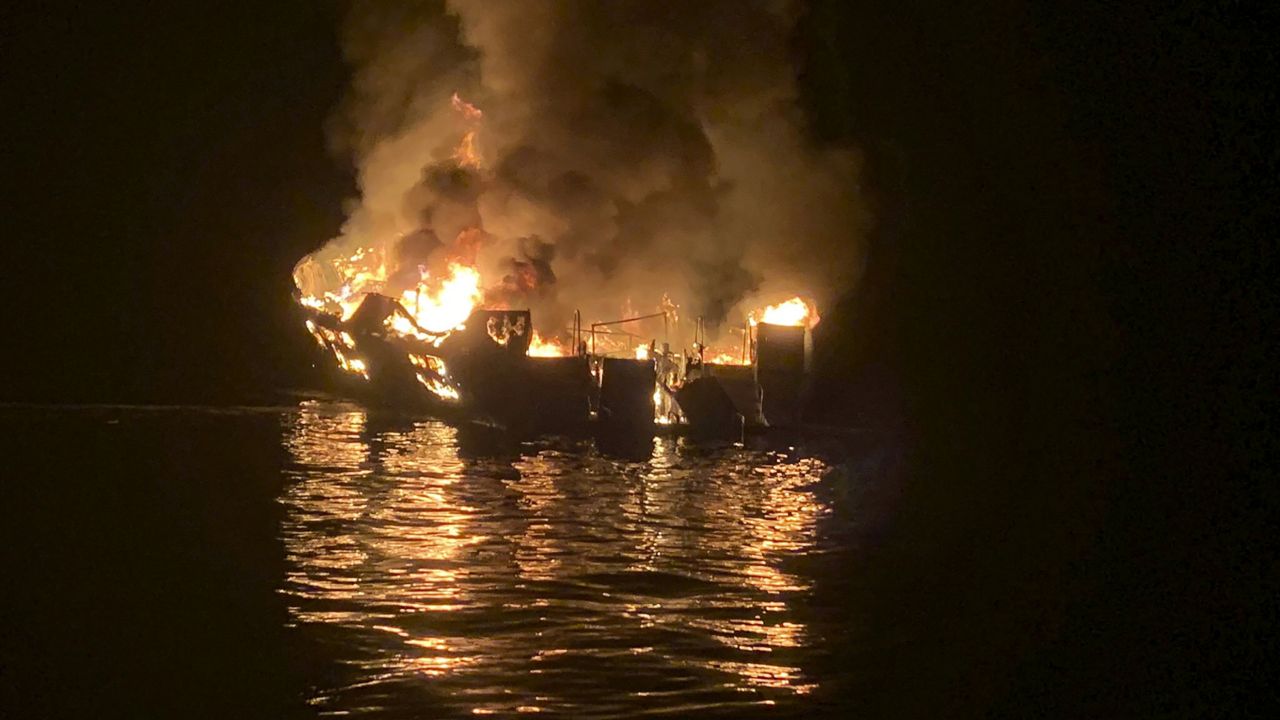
[3,400,893,719]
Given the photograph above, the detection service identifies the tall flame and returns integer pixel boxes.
[451,92,483,168]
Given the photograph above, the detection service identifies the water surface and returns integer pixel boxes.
[282,400,866,717]
[3,401,884,719]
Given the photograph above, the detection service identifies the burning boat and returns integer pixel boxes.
[291,90,826,436]
[297,279,818,437]
[664,298,819,434]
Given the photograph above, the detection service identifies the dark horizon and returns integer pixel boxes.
[2,1,1271,717]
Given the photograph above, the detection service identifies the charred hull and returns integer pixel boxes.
[302,307,462,416]
[526,356,593,430]
[301,298,592,432]
[754,323,810,428]
[598,358,656,430]
[674,362,762,436]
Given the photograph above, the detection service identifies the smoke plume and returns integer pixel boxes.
[299,0,869,343]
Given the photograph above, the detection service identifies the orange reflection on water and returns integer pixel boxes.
[282,402,481,684]
[280,400,834,716]
[620,439,826,695]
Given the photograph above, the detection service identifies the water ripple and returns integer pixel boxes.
[280,400,841,717]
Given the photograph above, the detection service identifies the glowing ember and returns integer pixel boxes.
[634,344,651,360]
[750,297,819,328]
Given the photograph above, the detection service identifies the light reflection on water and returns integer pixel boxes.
[281,400,837,717]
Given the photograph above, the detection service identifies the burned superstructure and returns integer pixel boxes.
[299,290,817,437]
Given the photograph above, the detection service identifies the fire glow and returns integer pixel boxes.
[528,331,569,358]
[750,297,820,329]
[706,352,749,366]
[293,92,550,360]
[399,264,483,334]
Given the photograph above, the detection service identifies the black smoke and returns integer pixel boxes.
[300,0,870,344]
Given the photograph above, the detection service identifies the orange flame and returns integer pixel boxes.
[528,331,570,357]
[749,297,819,328]
[453,130,480,169]
[408,353,460,402]
[450,92,483,168]
[295,88,832,400]
[706,351,749,366]
[451,92,483,122]
[398,263,483,334]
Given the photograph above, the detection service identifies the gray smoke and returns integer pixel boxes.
[311,0,869,342]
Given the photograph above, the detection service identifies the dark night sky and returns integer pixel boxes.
[4,1,352,402]
[1,0,1272,714]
